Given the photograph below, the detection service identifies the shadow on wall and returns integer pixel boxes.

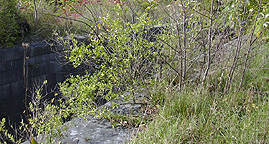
[0,42,85,126]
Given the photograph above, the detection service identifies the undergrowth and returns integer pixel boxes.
[130,41,269,143]
[131,87,269,143]
[0,0,268,143]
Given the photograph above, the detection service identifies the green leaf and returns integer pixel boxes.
[31,135,38,144]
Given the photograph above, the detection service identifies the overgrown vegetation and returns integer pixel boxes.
[131,86,269,143]
[0,0,268,143]
[0,0,22,47]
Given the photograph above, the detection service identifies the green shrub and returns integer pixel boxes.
[56,0,167,117]
[0,0,21,47]
[0,0,267,143]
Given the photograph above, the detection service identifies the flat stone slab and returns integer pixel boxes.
[22,91,146,144]
[58,116,133,144]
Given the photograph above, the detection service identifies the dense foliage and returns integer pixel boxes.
[0,0,21,47]
[0,0,268,143]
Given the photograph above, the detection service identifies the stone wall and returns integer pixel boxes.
[0,42,84,124]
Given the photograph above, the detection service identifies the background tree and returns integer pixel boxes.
[0,0,21,47]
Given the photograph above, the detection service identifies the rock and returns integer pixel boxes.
[56,94,144,144]
[57,116,133,144]
[21,91,145,144]
[142,25,166,42]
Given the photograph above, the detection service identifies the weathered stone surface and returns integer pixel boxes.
[0,67,23,85]
[21,91,145,144]
[60,117,133,144]
[22,116,134,144]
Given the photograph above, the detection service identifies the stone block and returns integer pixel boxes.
[28,62,53,78]
[34,44,51,56]
[49,53,60,62]
[47,73,57,86]
[28,53,50,66]
[0,59,23,72]
[10,81,24,97]
[0,46,22,62]
[5,49,16,61]
[28,75,47,89]
[0,67,23,85]
[0,62,4,71]
[55,72,69,83]
[0,49,5,63]
[0,41,85,126]
[24,42,49,57]
[0,84,11,99]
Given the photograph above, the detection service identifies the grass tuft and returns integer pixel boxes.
[131,87,269,143]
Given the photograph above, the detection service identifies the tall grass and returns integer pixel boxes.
[131,40,269,143]
[131,88,269,143]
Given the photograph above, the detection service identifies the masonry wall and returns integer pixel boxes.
[0,42,84,124]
